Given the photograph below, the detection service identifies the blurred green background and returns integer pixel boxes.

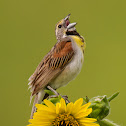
[0,0,125,125]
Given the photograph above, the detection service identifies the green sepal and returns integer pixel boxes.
[44,90,55,95]
[41,95,62,105]
[85,92,119,120]
[84,96,90,103]
[89,95,110,120]
[48,95,62,105]
[108,92,119,102]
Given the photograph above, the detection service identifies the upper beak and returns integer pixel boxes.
[67,22,77,29]
[64,14,71,21]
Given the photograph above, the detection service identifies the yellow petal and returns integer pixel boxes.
[56,103,61,114]
[33,111,56,118]
[29,119,49,124]
[74,98,83,107]
[77,102,91,114]
[59,98,66,113]
[74,108,92,118]
[35,109,56,115]
[80,122,100,126]
[79,118,97,123]
[33,112,56,120]
[35,104,55,113]
[66,102,74,114]
[44,99,56,112]
[81,102,91,111]
[27,124,32,126]
[35,104,48,110]
[71,98,83,114]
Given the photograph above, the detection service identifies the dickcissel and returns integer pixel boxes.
[28,14,86,118]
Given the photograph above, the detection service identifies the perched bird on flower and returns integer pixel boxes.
[27,98,99,126]
[28,14,86,118]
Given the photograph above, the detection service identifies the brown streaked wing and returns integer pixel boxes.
[28,41,74,96]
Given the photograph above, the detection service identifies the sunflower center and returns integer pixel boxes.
[52,113,79,126]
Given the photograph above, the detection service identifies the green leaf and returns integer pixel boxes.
[44,90,55,95]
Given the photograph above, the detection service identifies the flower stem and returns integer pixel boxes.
[98,119,120,126]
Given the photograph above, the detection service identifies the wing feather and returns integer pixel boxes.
[28,41,74,96]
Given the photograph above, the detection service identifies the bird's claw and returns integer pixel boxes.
[48,94,70,103]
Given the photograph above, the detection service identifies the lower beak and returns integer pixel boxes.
[67,22,77,29]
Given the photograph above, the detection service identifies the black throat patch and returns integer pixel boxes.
[66,30,84,42]
[66,30,80,37]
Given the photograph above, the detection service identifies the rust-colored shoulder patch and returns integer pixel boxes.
[28,41,74,96]
[49,41,74,69]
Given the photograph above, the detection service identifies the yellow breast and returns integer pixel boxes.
[70,35,86,53]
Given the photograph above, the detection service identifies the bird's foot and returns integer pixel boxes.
[61,95,70,103]
[48,94,70,103]
[47,85,70,103]
[47,85,59,95]
[48,94,59,99]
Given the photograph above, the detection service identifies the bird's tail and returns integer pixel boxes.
[30,94,38,119]
[30,89,48,119]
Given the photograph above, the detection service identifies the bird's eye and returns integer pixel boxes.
[58,25,62,28]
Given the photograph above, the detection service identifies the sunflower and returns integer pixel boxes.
[27,98,99,126]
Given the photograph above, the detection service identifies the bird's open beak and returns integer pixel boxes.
[64,14,71,21]
[67,22,77,30]
[64,14,77,30]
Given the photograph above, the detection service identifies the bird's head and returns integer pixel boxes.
[55,14,70,41]
[55,14,77,41]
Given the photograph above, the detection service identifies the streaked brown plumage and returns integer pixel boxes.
[29,41,74,96]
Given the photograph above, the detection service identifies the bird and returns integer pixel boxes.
[28,14,86,119]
